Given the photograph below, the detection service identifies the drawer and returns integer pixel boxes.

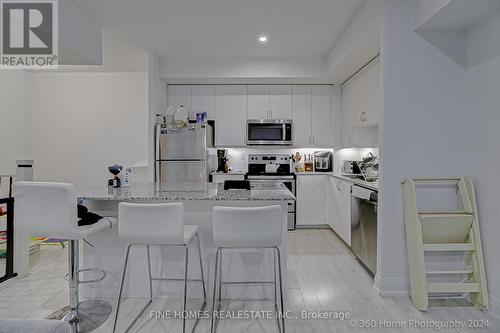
[212,174,245,183]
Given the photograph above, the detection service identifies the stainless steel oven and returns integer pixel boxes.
[247,119,292,146]
[246,175,296,230]
[246,153,296,230]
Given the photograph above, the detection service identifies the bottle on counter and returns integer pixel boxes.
[122,168,132,187]
[188,110,197,123]
[304,154,314,172]
[174,105,188,127]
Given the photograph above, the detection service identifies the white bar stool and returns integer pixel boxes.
[211,205,285,333]
[14,182,115,333]
[113,202,207,333]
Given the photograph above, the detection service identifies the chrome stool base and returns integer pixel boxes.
[46,300,112,333]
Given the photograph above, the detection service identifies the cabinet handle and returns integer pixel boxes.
[270,110,272,118]
[312,136,315,144]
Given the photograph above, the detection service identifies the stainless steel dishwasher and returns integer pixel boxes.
[351,184,378,275]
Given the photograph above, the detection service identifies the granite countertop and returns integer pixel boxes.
[211,171,247,175]
[79,182,295,201]
[329,174,379,191]
[295,172,379,191]
[295,171,334,175]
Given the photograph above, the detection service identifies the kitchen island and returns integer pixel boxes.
[79,182,294,300]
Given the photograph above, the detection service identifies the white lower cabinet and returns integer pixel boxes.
[295,175,352,243]
[296,175,327,226]
[327,177,352,245]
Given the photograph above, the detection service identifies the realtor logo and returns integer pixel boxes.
[1,0,58,67]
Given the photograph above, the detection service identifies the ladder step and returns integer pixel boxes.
[423,243,475,251]
[419,213,473,221]
[418,211,472,216]
[428,282,480,293]
[426,269,473,275]
[419,214,473,244]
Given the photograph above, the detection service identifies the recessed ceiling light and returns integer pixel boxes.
[258,35,268,44]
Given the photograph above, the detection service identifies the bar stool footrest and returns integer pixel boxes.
[221,280,275,285]
[151,277,204,283]
[64,268,106,284]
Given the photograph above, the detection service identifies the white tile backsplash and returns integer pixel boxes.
[211,147,378,174]
[333,148,379,174]
[216,147,332,172]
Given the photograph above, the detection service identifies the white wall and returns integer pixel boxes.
[415,0,451,26]
[0,71,33,175]
[379,1,500,317]
[159,57,329,82]
[58,0,102,65]
[29,72,149,189]
[326,0,382,84]
[377,0,483,295]
[466,9,500,315]
[49,29,149,73]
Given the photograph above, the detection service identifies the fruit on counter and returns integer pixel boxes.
[0,204,6,216]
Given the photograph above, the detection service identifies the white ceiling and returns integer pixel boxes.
[71,0,365,58]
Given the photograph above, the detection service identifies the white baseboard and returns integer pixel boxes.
[374,274,410,296]
[375,275,500,321]
[295,224,331,229]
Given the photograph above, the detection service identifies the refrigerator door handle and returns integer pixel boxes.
[155,125,161,161]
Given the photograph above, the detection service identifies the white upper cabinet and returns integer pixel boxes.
[311,85,332,147]
[247,85,292,119]
[191,85,216,120]
[168,84,332,147]
[292,85,312,147]
[269,85,292,119]
[342,58,380,147]
[167,85,191,111]
[293,85,332,147]
[247,85,270,119]
[215,85,247,146]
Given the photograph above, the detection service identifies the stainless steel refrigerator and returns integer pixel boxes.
[155,123,213,185]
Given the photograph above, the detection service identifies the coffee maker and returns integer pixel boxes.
[216,149,228,173]
[314,151,333,172]
[108,164,123,188]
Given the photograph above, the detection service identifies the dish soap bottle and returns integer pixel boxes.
[174,105,188,128]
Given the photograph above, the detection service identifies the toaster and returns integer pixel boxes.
[342,160,361,174]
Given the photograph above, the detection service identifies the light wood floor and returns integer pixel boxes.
[0,229,498,332]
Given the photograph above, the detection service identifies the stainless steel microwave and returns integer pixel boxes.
[246,119,293,145]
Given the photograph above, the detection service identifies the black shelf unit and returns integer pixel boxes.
[0,177,17,283]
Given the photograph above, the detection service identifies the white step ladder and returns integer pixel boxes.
[402,177,488,311]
